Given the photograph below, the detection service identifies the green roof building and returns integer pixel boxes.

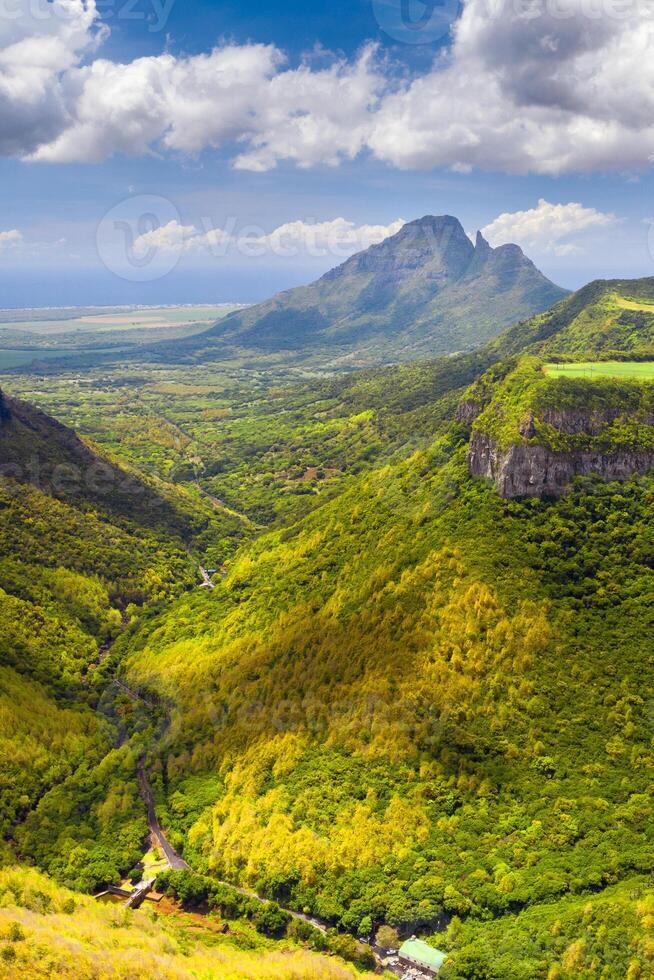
[398,937,447,975]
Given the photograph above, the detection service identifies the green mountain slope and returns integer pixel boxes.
[489,278,654,361]
[0,388,243,889]
[0,389,372,976]
[160,216,567,367]
[121,438,654,976]
[117,322,654,978]
[0,865,367,979]
[2,275,654,977]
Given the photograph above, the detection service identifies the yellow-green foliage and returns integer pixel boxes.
[0,866,364,979]
[0,466,209,890]
[122,439,654,965]
[0,667,104,835]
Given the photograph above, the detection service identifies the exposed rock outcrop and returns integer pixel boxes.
[456,399,484,425]
[469,430,654,498]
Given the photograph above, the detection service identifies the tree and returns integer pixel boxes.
[376,925,400,950]
[253,902,290,938]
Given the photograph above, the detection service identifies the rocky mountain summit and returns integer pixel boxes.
[160,215,567,367]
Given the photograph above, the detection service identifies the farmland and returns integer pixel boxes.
[0,304,246,371]
[0,304,243,335]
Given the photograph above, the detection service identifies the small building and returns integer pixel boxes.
[398,937,447,976]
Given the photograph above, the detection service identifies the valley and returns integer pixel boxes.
[1,242,653,978]
[2,0,653,971]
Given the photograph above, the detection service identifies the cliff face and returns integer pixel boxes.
[463,356,654,498]
[469,429,654,498]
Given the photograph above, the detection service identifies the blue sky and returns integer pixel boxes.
[1,0,653,306]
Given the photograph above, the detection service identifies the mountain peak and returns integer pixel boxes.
[397,214,471,245]
[474,230,492,257]
[165,211,567,366]
[407,213,465,229]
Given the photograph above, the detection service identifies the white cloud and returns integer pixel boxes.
[130,216,406,260]
[30,42,383,168]
[131,219,198,258]
[0,229,22,248]
[0,0,104,156]
[481,199,615,253]
[368,0,654,174]
[3,0,654,174]
[245,217,407,256]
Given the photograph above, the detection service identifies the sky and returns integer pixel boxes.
[1,0,654,307]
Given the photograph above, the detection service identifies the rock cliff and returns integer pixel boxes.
[468,429,654,498]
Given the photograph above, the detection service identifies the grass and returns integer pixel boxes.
[543,360,654,379]
[613,293,654,312]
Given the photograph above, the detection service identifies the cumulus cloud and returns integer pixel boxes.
[4,0,654,174]
[30,42,383,167]
[368,0,654,174]
[130,216,406,260]
[481,199,616,253]
[0,0,104,156]
[0,229,22,248]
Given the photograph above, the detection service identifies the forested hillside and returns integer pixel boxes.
[118,379,654,975]
[0,866,364,979]
[1,279,654,977]
[0,391,237,889]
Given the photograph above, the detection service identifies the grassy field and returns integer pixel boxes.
[613,294,654,312]
[544,360,654,379]
[0,305,243,335]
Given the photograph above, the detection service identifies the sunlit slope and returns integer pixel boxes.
[0,390,219,890]
[123,423,654,974]
[489,279,654,360]
[0,866,365,979]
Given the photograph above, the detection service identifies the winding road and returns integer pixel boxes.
[137,763,189,871]
[134,739,413,975]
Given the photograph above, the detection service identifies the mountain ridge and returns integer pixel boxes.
[156,215,568,367]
